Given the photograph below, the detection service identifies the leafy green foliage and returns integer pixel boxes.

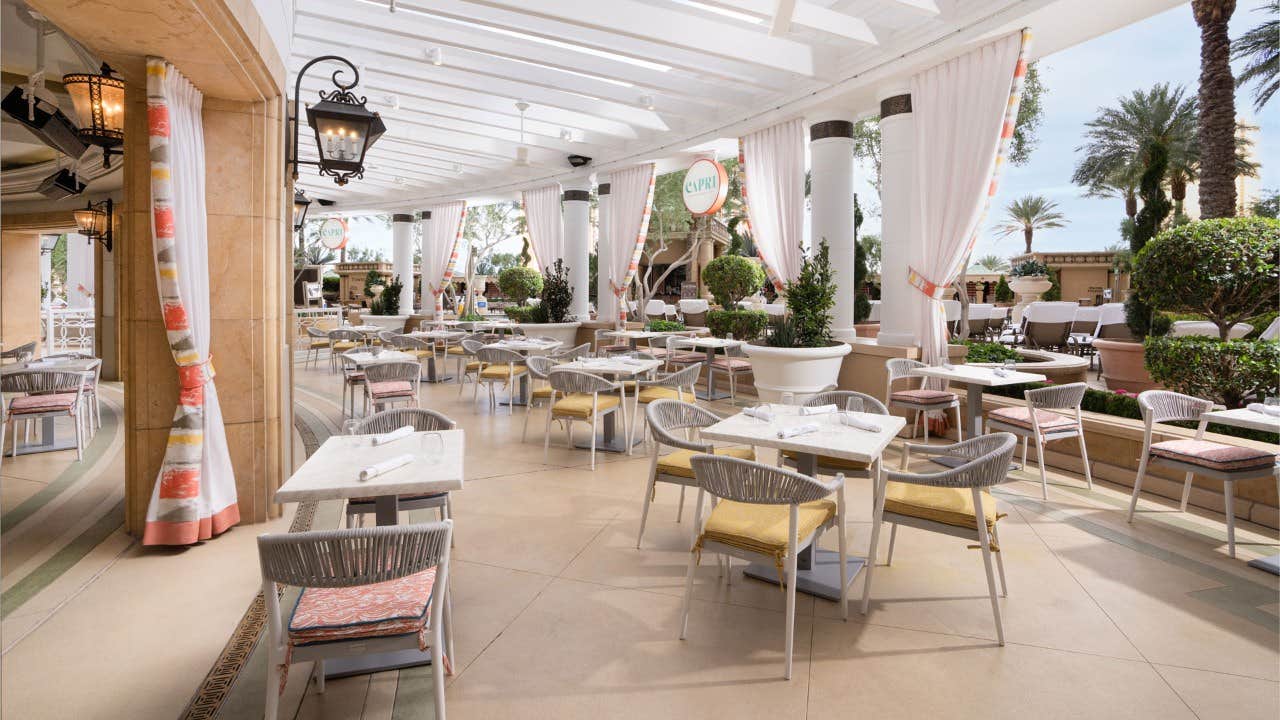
[539,259,574,323]
[497,266,543,305]
[706,309,767,341]
[1134,218,1280,338]
[767,240,836,348]
[1231,1,1278,112]
[458,312,486,322]
[362,269,384,298]
[995,195,1067,253]
[646,319,686,332]
[505,305,538,323]
[854,238,872,323]
[702,254,765,308]
[994,275,1014,302]
[322,275,339,293]
[962,341,1020,364]
[1009,259,1048,277]
[1042,267,1062,301]
[1144,336,1280,408]
[477,252,519,275]
[374,275,403,315]
[1009,63,1046,165]
[1252,188,1279,218]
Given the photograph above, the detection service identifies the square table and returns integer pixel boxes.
[408,330,469,383]
[676,337,744,401]
[556,357,663,452]
[1201,407,1280,575]
[1,357,102,455]
[274,429,464,676]
[910,364,1047,440]
[700,403,906,600]
[343,349,416,368]
[604,329,671,351]
[489,338,563,405]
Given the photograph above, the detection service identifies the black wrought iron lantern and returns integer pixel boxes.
[62,63,124,169]
[293,189,312,233]
[73,198,113,252]
[288,56,385,187]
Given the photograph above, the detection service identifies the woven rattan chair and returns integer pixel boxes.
[1,341,36,365]
[706,343,751,402]
[629,364,702,451]
[1126,391,1279,558]
[455,338,488,398]
[377,329,399,346]
[362,361,420,413]
[778,391,888,479]
[550,342,592,361]
[522,355,561,442]
[544,368,623,470]
[327,329,363,373]
[474,346,528,413]
[594,328,631,356]
[2,370,88,460]
[303,326,329,369]
[681,454,846,680]
[663,335,705,374]
[862,433,1017,645]
[885,358,963,443]
[345,409,458,528]
[257,522,454,720]
[987,382,1093,499]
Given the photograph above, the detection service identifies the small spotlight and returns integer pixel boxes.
[559,128,573,142]
[426,47,444,66]
[452,164,463,174]
[383,94,400,110]
[639,94,655,110]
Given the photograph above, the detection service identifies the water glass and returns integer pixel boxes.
[420,431,444,463]
[725,332,735,342]
[342,419,360,436]
[1266,396,1280,408]
[844,396,864,413]
[1002,358,1016,373]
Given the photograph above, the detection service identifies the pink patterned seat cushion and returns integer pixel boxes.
[368,380,414,399]
[289,567,436,646]
[891,389,956,406]
[710,357,751,370]
[668,352,706,364]
[9,393,77,415]
[1149,440,1277,472]
[988,406,1077,432]
[602,344,632,354]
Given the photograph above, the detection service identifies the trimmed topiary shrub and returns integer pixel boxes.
[539,259,574,323]
[1144,336,1280,409]
[1041,267,1062,301]
[994,274,1014,302]
[766,239,836,348]
[962,340,1020,364]
[646,319,686,332]
[1133,217,1280,340]
[706,309,768,341]
[854,238,872,323]
[498,266,543,305]
[702,254,765,309]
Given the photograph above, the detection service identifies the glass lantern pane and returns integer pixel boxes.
[73,209,98,235]
[314,118,367,163]
[98,80,125,135]
[65,82,93,129]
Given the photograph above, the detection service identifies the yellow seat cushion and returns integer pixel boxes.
[332,341,359,350]
[552,392,621,418]
[780,449,870,472]
[464,360,486,372]
[446,346,467,356]
[309,340,329,349]
[531,386,554,399]
[636,385,685,404]
[883,482,999,532]
[699,498,837,560]
[656,447,755,479]
[480,363,528,380]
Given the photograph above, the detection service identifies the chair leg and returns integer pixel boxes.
[1127,454,1150,522]
[1021,436,1029,468]
[885,523,898,566]
[862,475,886,615]
[522,400,534,442]
[1178,471,1194,512]
[1078,432,1093,491]
[432,628,448,720]
[637,474,657,548]
[73,410,84,461]
[838,511,849,621]
[973,489,1004,646]
[543,409,553,462]
[313,660,325,693]
[264,654,282,720]
[1036,436,1049,500]
[676,485,686,523]
[1224,479,1236,559]
[922,411,930,443]
[783,546,798,680]
[589,416,598,471]
[993,523,1008,597]
[679,540,698,640]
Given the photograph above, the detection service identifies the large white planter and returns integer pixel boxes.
[358,314,410,333]
[1008,275,1053,324]
[743,342,852,404]
[515,321,582,346]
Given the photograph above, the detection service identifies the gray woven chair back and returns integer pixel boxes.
[306,326,328,339]
[548,368,617,394]
[328,329,363,343]
[1138,390,1212,424]
[358,408,455,433]
[807,390,887,415]
[1,370,84,394]
[551,343,592,361]
[1024,321,1071,349]
[258,521,451,588]
[651,363,701,389]
[690,454,836,505]
[460,338,486,355]
[476,346,524,365]
[363,361,420,384]
[378,330,399,344]
[1,341,37,360]
[477,333,503,344]
[645,399,720,452]
[1024,382,1086,410]
[512,326,526,336]
[885,358,925,385]
[897,433,1017,489]
[526,355,557,379]
[666,335,698,351]
[390,335,430,351]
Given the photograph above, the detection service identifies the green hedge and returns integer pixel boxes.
[497,266,543,305]
[646,319,686,332]
[962,340,1019,364]
[702,254,765,308]
[707,309,768,341]
[1144,336,1280,409]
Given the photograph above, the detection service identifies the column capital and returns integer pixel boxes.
[391,213,414,223]
[809,119,855,142]
[876,86,912,119]
[417,210,432,219]
[597,182,611,195]
[562,189,591,202]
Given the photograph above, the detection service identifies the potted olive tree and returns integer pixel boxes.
[1006,259,1052,323]
[514,260,581,345]
[360,274,413,332]
[702,253,768,340]
[743,240,851,403]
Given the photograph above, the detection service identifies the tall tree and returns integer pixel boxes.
[975,254,1011,273]
[995,195,1068,254]
[460,202,520,315]
[1192,0,1239,218]
[1125,141,1173,336]
[1232,0,1278,112]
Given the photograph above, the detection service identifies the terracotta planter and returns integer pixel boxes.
[1093,338,1161,393]
[744,341,851,404]
[853,322,879,339]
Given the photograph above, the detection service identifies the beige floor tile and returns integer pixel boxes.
[1,474,47,514]
[1154,664,1280,720]
[294,673,371,720]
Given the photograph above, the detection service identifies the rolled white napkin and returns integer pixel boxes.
[993,368,1011,378]
[372,425,415,446]
[777,423,820,439]
[839,413,883,432]
[743,406,774,421]
[359,454,414,482]
[800,404,837,416]
[1246,402,1280,417]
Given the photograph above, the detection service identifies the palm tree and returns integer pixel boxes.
[1233,1,1278,112]
[1083,164,1141,221]
[995,195,1068,254]
[1192,0,1239,218]
[974,254,1011,273]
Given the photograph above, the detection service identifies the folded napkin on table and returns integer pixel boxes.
[839,413,883,432]
[743,406,774,421]
[800,404,837,415]
[372,425,415,446]
[359,454,414,481]
[777,423,820,439]
[1246,402,1280,417]
[993,368,1010,378]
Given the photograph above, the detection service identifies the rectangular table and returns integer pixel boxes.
[678,337,744,401]
[274,429,465,676]
[700,404,906,600]
[343,350,416,368]
[2,357,102,455]
[910,364,1047,459]
[557,357,663,452]
[604,330,671,350]
[490,338,563,405]
[408,331,469,383]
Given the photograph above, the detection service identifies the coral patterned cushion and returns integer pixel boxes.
[669,352,705,364]
[988,406,1076,432]
[369,380,414,399]
[710,357,751,370]
[1149,440,1277,472]
[9,393,77,415]
[289,568,436,646]
[891,389,956,405]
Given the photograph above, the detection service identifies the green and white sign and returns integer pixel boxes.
[681,158,728,216]
[317,217,348,250]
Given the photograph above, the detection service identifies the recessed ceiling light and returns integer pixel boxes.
[639,95,655,111]
[426,47,444,66]
[559,128,573,142]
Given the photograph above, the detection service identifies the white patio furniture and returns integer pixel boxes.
[326,328,364,372]
[362,361,421,414]
[778,390,888,480]
[868,300,881,323]
[303,326,330,369]
[644,299,668,322]
[1022,302,1078,350]
[1067,305,1101,362]
[677,298,709,326]
[543,368,626,470]
[908,362,1047,443]
[629,364,702,452]
[966,303,995,339]
[1168,320,1253,339]
[885,358,964,444]
[474,346,528,413]
[344,408,458,529]
[943,299,962,337]
[2,369,89,460]
[987,382,1093,499]
[1260,316,1280,340]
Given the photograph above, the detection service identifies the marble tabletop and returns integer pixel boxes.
[343,350,417,367]
[700,403,906,465]
[558,357,664,376]
[275,429,465,503]
[911,364,1046,387]
[1204,408,1280,435]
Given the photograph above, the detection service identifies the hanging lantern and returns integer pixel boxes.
[293,189,312,232]
[288,56,385,187]
[62,63,125,169]
[73,198,113,252]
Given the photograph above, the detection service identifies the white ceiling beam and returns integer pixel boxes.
[885,0,941,15]
[770,0,796,36]
[701,0,878,44]
[465,0,814,75]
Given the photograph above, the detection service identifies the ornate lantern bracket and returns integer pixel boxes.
[287,55,385,187]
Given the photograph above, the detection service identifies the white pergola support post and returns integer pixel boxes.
[562,177,593,320]
[417,210,434,318]
[876,87,925,347]
[808,116,858,340]
[596,177,614,321]
[40,244,53,355]
[392,213,415,313]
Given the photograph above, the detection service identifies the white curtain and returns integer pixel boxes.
[521,184,563,271]
[911,30,1028,367]
[419,201,466,319]
[65,234,94,308]
[142,57,238,545]
[741,119,806,286]
[605,163,656,324]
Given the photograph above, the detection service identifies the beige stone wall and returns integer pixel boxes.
[1057,266,1111,305]
[1,231,41,352]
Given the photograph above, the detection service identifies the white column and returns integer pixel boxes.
[876,87,925,347]
[418,210,434,318]
[392,213,414,314]
[596,176,614,321]
[562,176,592,320]
[808,115,858,340]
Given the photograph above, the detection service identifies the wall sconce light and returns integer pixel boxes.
[73,198,113,252]
[293,189,312,233]
[287,55,386,187]
[62,64,124,169]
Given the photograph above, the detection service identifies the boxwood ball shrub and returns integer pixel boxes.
[1133,217,1280,340]
[702,254,765,309]
[1144,336,1280,409]
[706,309,768,341]
[497,266,543,306]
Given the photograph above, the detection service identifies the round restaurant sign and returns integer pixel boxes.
[681,158,729,216]
[317,217,348,250]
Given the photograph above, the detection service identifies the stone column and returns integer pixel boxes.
[562,177,592,320]
[392,213,414,313]
[876,87,925,347]
[596,178,613,321]
[697,233,715,299]
[808,116,858,340]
